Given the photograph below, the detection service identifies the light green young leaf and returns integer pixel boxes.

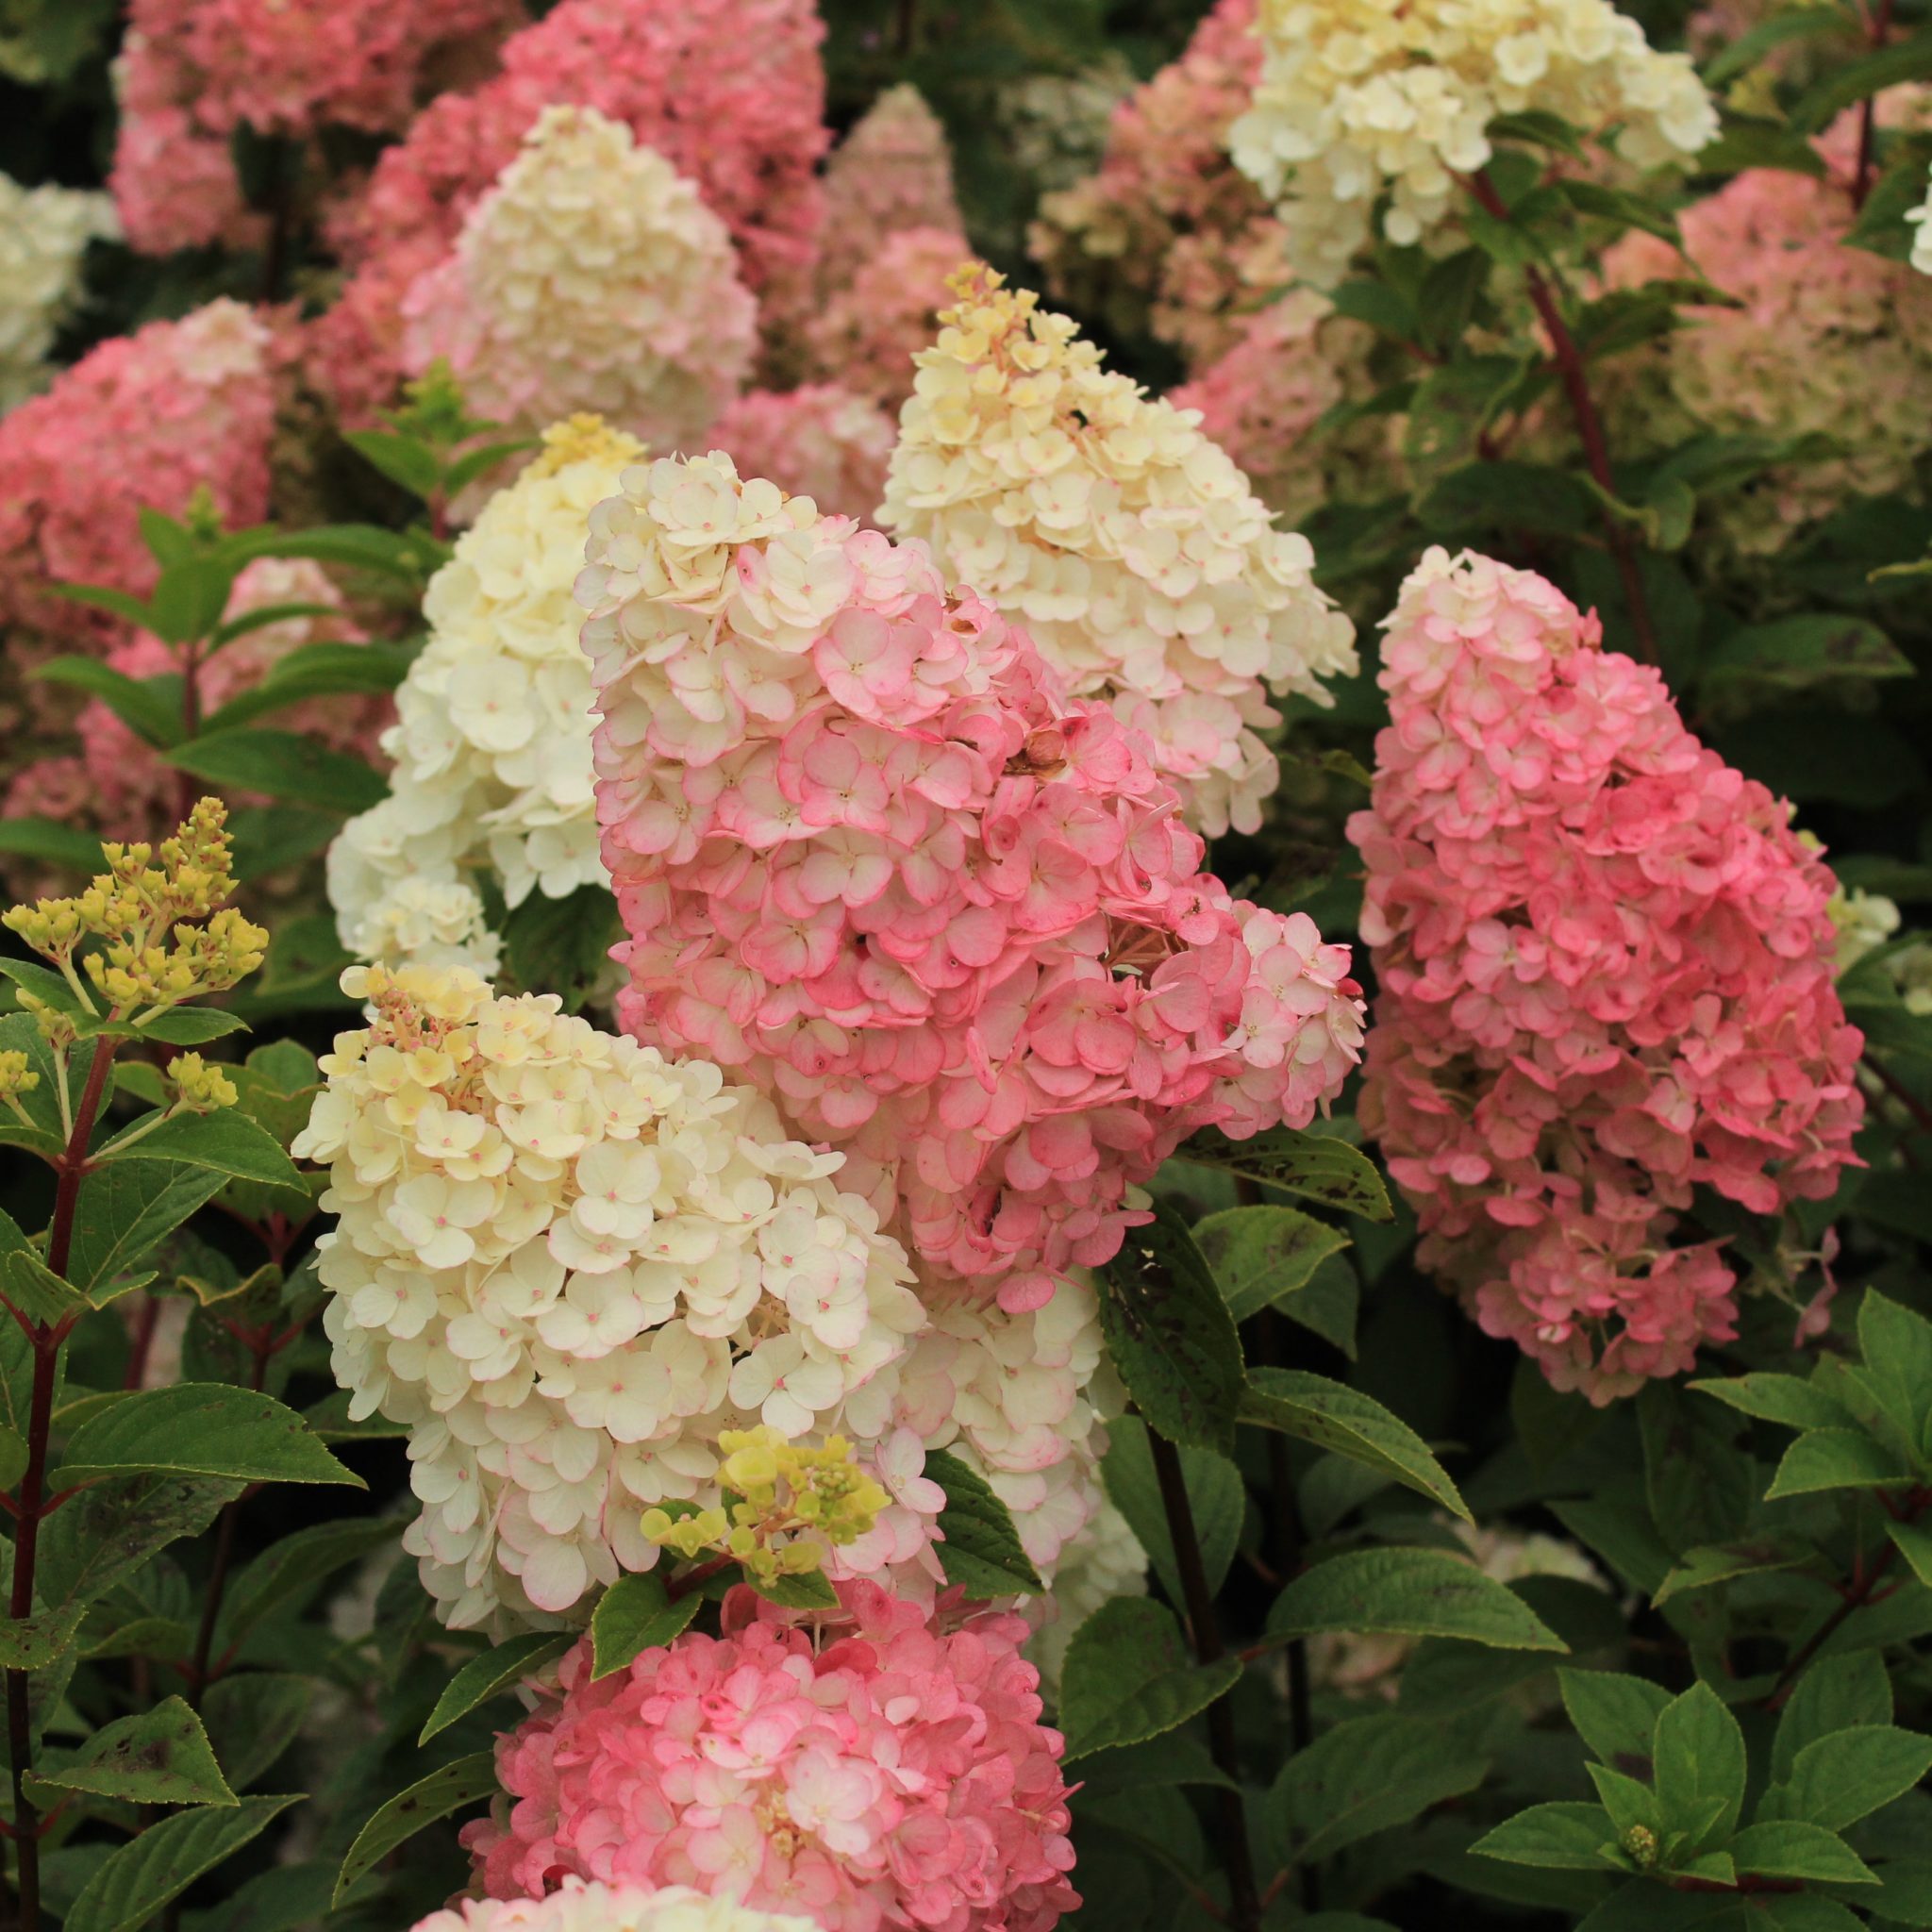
[419,1631,575,1744]
[589,1574,700,1683]
[334,1755,499,1905]
[66,1791,298,1932]
[1651,1682,1746,1851]
[27,1695,235,1807]
[1266,1547,1567,1652]
[55,1383,363,1488]
[1058,1599,1241,1763]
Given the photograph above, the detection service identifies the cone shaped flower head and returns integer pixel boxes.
[413,1883,820,1932]
[291,961,928,1627]
[0,175,117,412]
[401,107,755,449]
[1348,548,1864,1402]
[329,415,646,978]
[580,450,1365,1316]
[464,1581,1079,1932]
[878,265,1357,839]
[816,85,962,299]
[1229,0,1718,285]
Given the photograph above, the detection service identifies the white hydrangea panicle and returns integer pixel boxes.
[328,414,643,974]
[291,961,926,1628]
[1024,1494,1148,1690]
[0,175,118,412]
[401,105,756,446]
[877,263,1357,837]
[1229,0,1718,285]
[411,1880,822,1932]
[1909,163,1932,274]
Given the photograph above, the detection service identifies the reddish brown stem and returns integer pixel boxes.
[1466,170,1657,665]
[1852,0,1898,209]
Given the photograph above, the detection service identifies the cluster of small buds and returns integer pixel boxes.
[0,174,117,413]
[1350,549,1864,1401]
[4,799,267,1024]
[641,1425,891,1589]
[291,960,931,1627]
[581,450,1366,1316]
[330,415,644,976]
[167,1052,239,1112]
[411,1884,820,1932]
[0,1050,42,1118]
[879,264,1357,837]
[1030,0,1290,365]
[401,107,756,450]
[465,1581,1079,1932]
[1229,0,1719,285]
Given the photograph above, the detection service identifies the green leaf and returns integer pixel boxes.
[1689,1373,1854,1431]
[1101,1418,1242,1604]
[147,557,238,646]
[0,1424,26,1491]
[31,658,184,748]
[1757,1724,1932,1830]
[1240,1368,1469,1521]
[0,815,109,878]
[342,428,443,499]
[200,643,412,734]
[747,1567,841,1609]
[55,1383,363,1488]
[1418,460,1593,537]
[1065,1734,1237,1796]
[1058,1599,1241,1763]
[1324,279,1417,342]
[1766,1426,1912,1498]
[209,599,342,650]
[1586,1762,1660,1840]
[28,1696,235,1807]
[1654,1539,1809,1607]
[46,580,156,629]
[1745,1898,1867,1932]
[1273,1711,1491,1863]
[1472,1802,1619,1870]
[135,1009,249,1046]
[166,730,388,814]
[499,884,623,1015]
[217,1517,401,1651]
[66,1791,298,1932]
[1702,5,1842,84]
[1697,115,1829,176]
[199,1674,313,1793]
[1557,178,1682,246]
[925,1447,1044,1596]
[1179,1126,1392,1220]
[63,1160,227,1295]
[1858,1288,1932,1436]
[94,1109,302,1189]
[1191,1204,1349,1323]
[0,1604,88,1670]
[229,524,431,586]
[1279,1252,1360,1357]
[1793,36,1932,130]
[1890,1517,1932,1586]
[1099,1201,1244,1456]
[419,1630,575,1743]
[1266,1547,1567,1652]
[1559,1669,1671,1774]
[6,1247,92,1326]
[1774,1653,1892,1780]
[441,437,542,496]
[1486,108,1588,157]
[1727,1820,1876,1884]
[38,1474,240,1624]
[588,1574,701,1683]
[1865,1858,1932,1926]
[1703,615,1913,699]
[334,1754,500,1905]
[1652,1682,1746,1850]
[229,806,341,883]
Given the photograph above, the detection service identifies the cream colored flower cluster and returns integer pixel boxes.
[401,106,755,447]
[0,175,117,412]
[878,266,1357,837]
[412,1879,821,1932]
[1229,0,1718,284]
[328,416,643,976]
[292,962,924,1628]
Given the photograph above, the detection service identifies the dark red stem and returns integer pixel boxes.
[1852,0,1898,209]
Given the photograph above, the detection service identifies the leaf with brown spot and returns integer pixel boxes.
[25,1694,235,1807]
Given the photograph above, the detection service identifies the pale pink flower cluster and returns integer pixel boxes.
[291,962,925,1627]
[815,87,963,303]
[1170,291,1391,525]
[1349,549,1864,1402]
[803,226,974,414]
[465,1581,1079,1932]
[880,269,1357,838]
[400,106,755,450]
[312,0,825,424]
[581,453,1366,1317]
[708,386,897,525]
[0,298,277,647]
[1030,0,1291,366]
[1603,104,1932,554]
[6,558,384,891]
[108,0,511,256]
[413,1882,819,1932]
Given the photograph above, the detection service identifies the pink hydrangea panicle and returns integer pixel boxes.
[815,85,963,299]
[580,452,1365,1320]
[464,1581,1079,1932]
[0,298,277,648]
[803,225,974,411]
[1349,547,1864,1402]
[412,1881,821,1932]
[707,386,896,525]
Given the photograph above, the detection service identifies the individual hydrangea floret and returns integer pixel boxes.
[0,298,277,647]
[413,1882,820,1932]
[879,265,1357,837]
[329,415,644,977]
[0,175,117,413]
[1349,548,1864,1402]
[581,450,1366,1315]
[708,385,896,525]
[401,107,755,449]
[1031,0,1289,365]
[1229,0,1719,285]
[464,1581,1080,1931]
[311,0,826,424]
[291,961,925,1627]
